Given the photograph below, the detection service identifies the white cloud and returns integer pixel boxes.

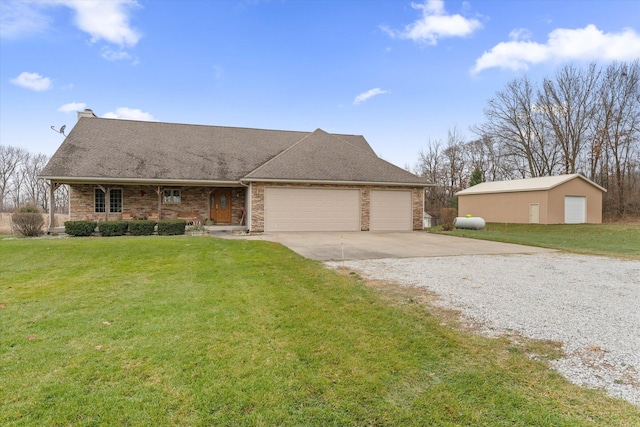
[509,28,532,41]
[0,0,51,38]
[353,88,388,105]
[59,0,141,47]
[10,71,52,91]
[382,0,482,45]
[473,24,640,74]
[58,102,87,113]
[1,1,140,59]
[101,46,133,61]
[103,107,156,121]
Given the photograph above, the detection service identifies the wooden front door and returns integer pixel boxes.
[210,189,232,223]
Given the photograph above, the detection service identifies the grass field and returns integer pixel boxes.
[439,223,640,259]
[1,236,638,425]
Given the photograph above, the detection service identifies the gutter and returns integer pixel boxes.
[38,176,432,188]
[239,178,433,187]
[37,176,243,187]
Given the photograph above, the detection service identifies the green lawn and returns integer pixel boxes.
[439,223,640,259]
[1,236,638,426]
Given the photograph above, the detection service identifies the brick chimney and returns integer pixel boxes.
[77,109,97,120]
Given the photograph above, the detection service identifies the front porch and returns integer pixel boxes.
[67,184,247,226]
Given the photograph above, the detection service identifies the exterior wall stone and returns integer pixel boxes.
[249,182,424,232]
[229,187,247,225]
[360,187,370,231]
[250,183,265,232]
[69,184,246,225]
[412,187,424,230]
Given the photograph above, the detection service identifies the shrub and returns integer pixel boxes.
[65,220,96,237]
[18,204,41,213]
[11,212,45,237]
[440,208,457,231]
[98,221,129,237]
[157,220,186,235]
[129,220,156,236]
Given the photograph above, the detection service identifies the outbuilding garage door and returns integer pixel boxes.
[565,196,586,224]
[264,187,360,232]
[370,190,413,231]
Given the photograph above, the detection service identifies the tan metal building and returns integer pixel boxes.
[456,174,606,224]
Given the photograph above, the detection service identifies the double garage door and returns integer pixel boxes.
[263,188,413,232]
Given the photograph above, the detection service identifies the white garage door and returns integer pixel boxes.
[264,187,360,232]
[565,196,586,224]
[370,190,413,231]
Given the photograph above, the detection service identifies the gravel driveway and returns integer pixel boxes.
[327,252,640,406]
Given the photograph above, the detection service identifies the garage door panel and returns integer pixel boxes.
[565,196,586,224]
[265,188,360,232]
[370,190,412,231]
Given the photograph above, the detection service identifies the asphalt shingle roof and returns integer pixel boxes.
[40,117,427,186]
[245,129,428,184]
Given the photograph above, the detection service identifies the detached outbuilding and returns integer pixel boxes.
[456,174,606,224]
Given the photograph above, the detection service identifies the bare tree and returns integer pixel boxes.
[415,139,448,215]
[539,63,600,174]
[0,145,27,211]
[465,136,512,182]
[443,126,467,194]
[19,152,50,210]
[596,60,640,215]
[54,184,70,214]
[473,75,559,178]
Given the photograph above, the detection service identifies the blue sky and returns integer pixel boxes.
[2,0,639,169]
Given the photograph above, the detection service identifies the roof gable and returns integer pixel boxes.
[243,129,428,185]
[456,174,606,195]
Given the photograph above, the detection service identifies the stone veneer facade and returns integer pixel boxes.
[249,182,424,232]
[69,184,247,225]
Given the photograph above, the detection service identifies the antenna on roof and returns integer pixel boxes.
[51,124,66,136]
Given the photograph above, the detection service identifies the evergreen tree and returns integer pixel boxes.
[469,168,484,187]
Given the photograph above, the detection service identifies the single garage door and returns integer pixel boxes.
[264,187,360,232]
[565,196,586,224]
[370,190,413,231]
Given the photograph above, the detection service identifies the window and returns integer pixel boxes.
[163,189,181,204]
[110,189,123,213]
[94,188,122,213]
[94,188,105,213]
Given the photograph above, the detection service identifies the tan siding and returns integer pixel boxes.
[458,191,548,224]
[548,180,603,223]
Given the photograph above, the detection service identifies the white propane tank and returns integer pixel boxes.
[454,216,486,230]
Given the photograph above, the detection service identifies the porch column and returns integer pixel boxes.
[154,186,163,220]
[207,188,214,221]
[97,185,111,221]
[48,181,61,231]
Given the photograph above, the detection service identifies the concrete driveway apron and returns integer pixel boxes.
[253,232,555,261]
